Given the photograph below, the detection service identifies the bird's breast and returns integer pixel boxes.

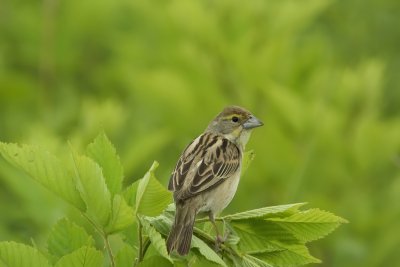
[198,168,242,215]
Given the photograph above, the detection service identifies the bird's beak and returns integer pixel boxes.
[243,116,263,129]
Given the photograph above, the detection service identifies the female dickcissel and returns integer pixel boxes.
[167,106,263,255]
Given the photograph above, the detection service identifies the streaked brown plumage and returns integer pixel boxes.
[166,106,263,255]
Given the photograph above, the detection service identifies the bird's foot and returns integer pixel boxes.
[214,230,231,252]
[214,235,224,252]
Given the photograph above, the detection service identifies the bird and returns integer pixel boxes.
[166,105,263,255]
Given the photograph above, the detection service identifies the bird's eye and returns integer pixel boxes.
[231,116,239,123]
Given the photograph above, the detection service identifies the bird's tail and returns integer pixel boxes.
[166,202,196,255]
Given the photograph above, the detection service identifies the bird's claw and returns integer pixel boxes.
[214,230,231,252]
[214,235,223,252]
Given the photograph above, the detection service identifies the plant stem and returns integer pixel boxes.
[135,218,152,264]
[137,219,144,263]
[104,234,116,267]
[81,213,115,267]
[142,238,151,259]
[103,235,115,267]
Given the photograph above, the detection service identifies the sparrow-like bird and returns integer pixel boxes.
[166,106,263,255]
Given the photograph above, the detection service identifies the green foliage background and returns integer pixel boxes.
[0,0,399,266]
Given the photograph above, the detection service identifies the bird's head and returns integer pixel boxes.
[206,106,263,148]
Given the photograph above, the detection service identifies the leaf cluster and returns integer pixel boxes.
[0,133,346,267]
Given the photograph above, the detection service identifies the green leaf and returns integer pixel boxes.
[47,218,94,259]
[223,203,306,221]
[268,208,348,242]
[141,218,172,262]
[120,224,139,251]
[122,180,139,207]
[0,143,85,210]
[146,213,172,236]
[234,220,298,243]
[255,244,321,267]
[54,246,104,267]
[115,244,136,267]
[191,235,227,267]
[0,241,51,267]
[137,255,172,267]
[105,194,135,234]
[72,154,112,226]
[231,220,297,254]
[189,253,222,267]
[238,254,273,267]
[87,132,124,195]
[225,231,240,246]
[136,161,172,216]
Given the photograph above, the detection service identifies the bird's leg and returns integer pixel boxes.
[209,212,225,251]
[221,218,231,241]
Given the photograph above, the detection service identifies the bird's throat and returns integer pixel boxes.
[224,128,252,150]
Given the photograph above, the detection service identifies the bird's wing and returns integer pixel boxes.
[168,132,241,201]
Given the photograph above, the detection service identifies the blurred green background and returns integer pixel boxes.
[1,0,399,266]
